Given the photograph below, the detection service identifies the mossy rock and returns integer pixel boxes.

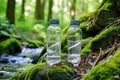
[25,38,44,48]
[82,48,120,80]
[86,10,118,36]
[0,38,22,55]
[10,63,75,80]
[95,9,118,28]
[82,26,120,56]
[78,0,119,37]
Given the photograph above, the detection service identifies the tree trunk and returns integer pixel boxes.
[19,0,25,21]
[35,0,45,20]
[70,0,76,19]
[6,0,16,24]
[47,0,53,21]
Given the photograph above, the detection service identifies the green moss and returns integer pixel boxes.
[25,38,44,48]
[82,26,120,56]
[48,65,73,80]
[0,38,22,55]
[11,63,74,80]
[95,9,117,28]
[101,2,114,9]
[79,12,94,23]
[80,22,88,31]
[61,34,67,53]
[82,37,93,48]
[98,0,116,10]
[62,25,70,35]
[62,45,68,53]
[60,53,68,61]
[82,48,120,80]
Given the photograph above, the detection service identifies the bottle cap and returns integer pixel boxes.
[70,20,80,25]
[49,19,59,24]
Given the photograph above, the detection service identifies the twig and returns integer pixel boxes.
[107,46,116,58]
[93,48,102,67]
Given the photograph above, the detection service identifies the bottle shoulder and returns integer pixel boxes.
[46,25,61,35]
[67,26,82,33]
[47,25,61,31]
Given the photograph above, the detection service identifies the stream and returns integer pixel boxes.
[0,47,43,80]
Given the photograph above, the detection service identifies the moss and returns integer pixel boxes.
[62,25,70,35]
[82,48,120,80]
[82,37,93,48]
[61,34,67,53]
[0,38,22,55]
[95,9,118,28]
[79,0,119,37]
[11,63,74,80]
[62,45,68,53]
[100,1,115,10]
[82,26,120,56]
[86,9,118,37]
[25,38,44,48]
[98,0,116,10]
[80,22,88,31]
[60,53,68,61]
[80,22,90,38]
[79,12,94,23]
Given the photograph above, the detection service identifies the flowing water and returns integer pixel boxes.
[0,47,43,80]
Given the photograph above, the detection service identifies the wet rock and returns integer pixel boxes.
[0,71,14,76]
[0,58,9,64]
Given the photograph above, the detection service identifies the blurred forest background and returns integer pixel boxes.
[1,0,120,80]
[0,0,103,41]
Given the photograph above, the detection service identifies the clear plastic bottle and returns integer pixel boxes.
[46,19,61,66]
[67,20,82,66]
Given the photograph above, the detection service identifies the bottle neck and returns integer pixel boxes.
[50,24,59,27]
[70,25,79,27]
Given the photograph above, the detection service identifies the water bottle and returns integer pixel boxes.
[67,20,82,66]
[46,19,61,66]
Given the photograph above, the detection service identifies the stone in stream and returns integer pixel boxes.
[0,71,14,76]
[0,58,9,64]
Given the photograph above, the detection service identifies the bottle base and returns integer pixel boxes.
[46,56,61,66]
[68,54,81,66]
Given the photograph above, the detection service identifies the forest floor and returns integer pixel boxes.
[75,43,120,79]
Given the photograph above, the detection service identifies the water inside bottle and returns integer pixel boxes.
[46,41,61,66]
[46,56,60,66]
[68,40,81,66]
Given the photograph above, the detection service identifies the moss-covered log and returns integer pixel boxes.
[81,26,120,56]
[10,63,75,80]
[82,48,120,80]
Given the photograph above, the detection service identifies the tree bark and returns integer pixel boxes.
[6,0,16,24]
[70,0,76,19]
[47,0,53,21]
[19,0,25,21]
[35,0,45,20]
